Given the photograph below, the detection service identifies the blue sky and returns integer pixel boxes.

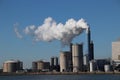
[0,0,120,68]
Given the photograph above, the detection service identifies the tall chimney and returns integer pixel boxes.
[90,41,94,60]
[87,27,91,61]
[69,43,73,71]
[87,27,94,61]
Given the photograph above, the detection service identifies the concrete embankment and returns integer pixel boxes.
[0,72,120,76]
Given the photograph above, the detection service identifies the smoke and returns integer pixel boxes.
[14,23,23,39]
[23,17,89,45]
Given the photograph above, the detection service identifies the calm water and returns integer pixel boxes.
[0,74,120,80]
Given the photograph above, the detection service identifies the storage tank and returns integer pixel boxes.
[3,60,23,72]
[60,51,70,72]
[104,65,110,72]
[37,61,44,70]
[72,43,83,72]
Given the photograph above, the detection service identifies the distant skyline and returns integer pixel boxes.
[0,0,120,68]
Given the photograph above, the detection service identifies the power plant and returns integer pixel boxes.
[2,27,120,74]
[59,27,95,72]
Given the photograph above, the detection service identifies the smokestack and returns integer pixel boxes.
[87,27,91,61]
[69,43,73,71]
[90,41,94,60]
[87,27,94,61]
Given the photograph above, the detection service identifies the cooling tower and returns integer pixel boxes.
[60,51,70,72]
[72,43,83,72]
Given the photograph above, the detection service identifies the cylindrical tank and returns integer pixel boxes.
[60,51,70,72]
[3,60,23,72]
[72,44,83,72]
[104,65,110,72]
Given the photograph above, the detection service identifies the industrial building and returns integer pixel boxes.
[32,60,50,72]
[95,59,111,72]
[3,60,23,73]
[112,41,120,71]
[72,43,83,72]
[112,41,120,63]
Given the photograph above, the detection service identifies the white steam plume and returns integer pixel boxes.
[24,17,89,45]
[14,23,23,39]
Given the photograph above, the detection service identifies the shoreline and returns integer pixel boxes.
[0,72,120,76]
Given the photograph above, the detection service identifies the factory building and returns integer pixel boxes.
[32,60,50,72]
[60,51,71,72]
[72,43,83,72]
[3,60,23,73]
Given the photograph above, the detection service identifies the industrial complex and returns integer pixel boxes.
[0,27,120,74]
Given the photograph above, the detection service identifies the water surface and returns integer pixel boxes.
[0,74,120,80]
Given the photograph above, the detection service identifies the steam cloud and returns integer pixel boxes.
[23,17,89,45]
